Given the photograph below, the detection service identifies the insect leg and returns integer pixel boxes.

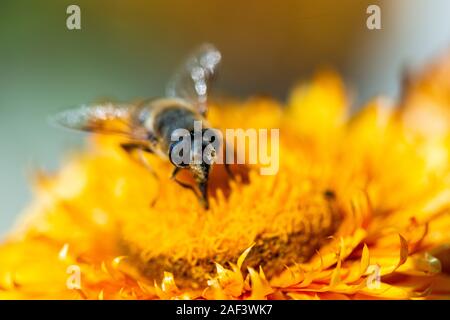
[120,142,160,207]
[138,150,159,179]
[198,180,209,210]
[170,166,182,180]
[121,142,153,154]
[120,142,158,179]
[223,141,235,180]
[224,162,235,180]
[170,167,206,207]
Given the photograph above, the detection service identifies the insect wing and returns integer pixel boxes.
[166,43,221,116]
[50,103,147,140]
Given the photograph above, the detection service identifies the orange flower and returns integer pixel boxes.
[0,54,449,300]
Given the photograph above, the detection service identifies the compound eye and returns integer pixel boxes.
[204,134,216,143]
[169,141,190,168]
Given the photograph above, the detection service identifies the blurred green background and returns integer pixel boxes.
[1,0,449,234]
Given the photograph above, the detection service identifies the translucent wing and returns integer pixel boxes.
[50,103,148,141]
[166,43,221,116]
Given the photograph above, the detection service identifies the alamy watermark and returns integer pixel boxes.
[66,4,382,33]
[66,265,81,290]
[66,5,81,30]
[169,121,280,175]
[366,264,381,289]
[366,4,382,30]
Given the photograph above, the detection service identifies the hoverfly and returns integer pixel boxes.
[52,44,230,209]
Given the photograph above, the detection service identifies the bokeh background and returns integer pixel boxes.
[0,0,449,235]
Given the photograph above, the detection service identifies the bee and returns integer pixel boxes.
[52,44,229,209]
